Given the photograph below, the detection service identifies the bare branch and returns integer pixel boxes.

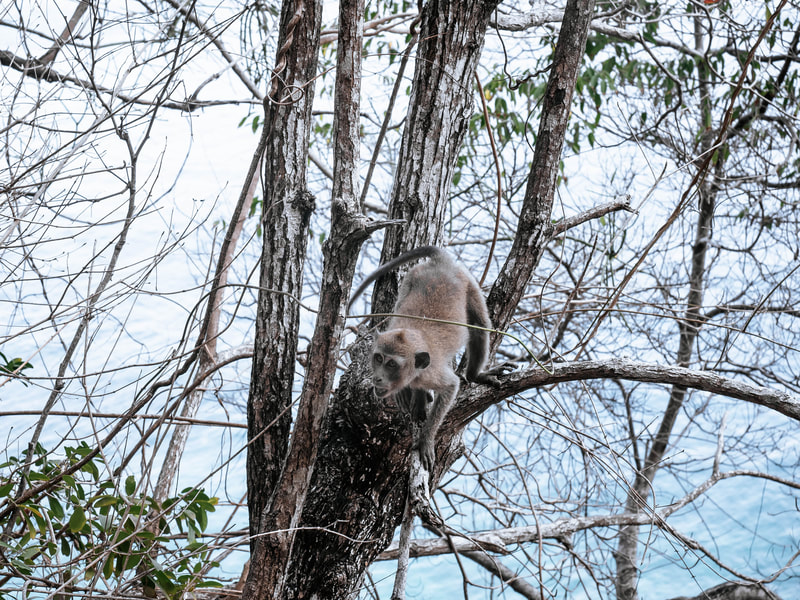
[550,195,635,237]
[379,469,800,560]
[453,358,800,425]
[38,0,90,65]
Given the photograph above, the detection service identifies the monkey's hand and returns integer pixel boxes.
[395,388,431,422]
[414,438,436,472]
[394,387,414,415]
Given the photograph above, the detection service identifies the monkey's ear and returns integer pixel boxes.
[414,352,430,369]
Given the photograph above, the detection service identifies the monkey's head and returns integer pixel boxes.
[371,329,430,399]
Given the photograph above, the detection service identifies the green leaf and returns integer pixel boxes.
[196,581,224,589]
[48,496,65,520]
[94,495,120,508]
[10,559,32,576]
[103,554,114,579]
[81,459,99,481]
[153,570,178,596]
[20,546,40,560]
[68,506,86,533]
[125,475,136,496]
[0,353,34,377]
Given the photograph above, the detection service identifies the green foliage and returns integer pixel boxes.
[0,351,33,385]
[471,71,545,147]
[249,195,263,237]
[0,443,221,599]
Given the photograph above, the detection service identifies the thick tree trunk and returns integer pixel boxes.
[371,0,503,314]
[241,0,595,594]
[274,0,597,598]
[244,0,321,595]
[282,1,510,597]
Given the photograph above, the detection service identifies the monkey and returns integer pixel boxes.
[348,246,506,470]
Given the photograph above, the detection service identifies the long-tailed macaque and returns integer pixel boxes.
[348,246,505,469]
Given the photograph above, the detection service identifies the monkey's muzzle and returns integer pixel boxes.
[372,386,391,399]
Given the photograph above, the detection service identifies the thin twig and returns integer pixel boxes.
[474,72,503,286]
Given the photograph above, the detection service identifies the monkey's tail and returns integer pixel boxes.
[348,245,448,312]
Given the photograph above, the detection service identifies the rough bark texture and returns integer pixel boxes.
[244,0,321,594]
[282,353,414,598]
[278,1,511,597]
[486,0,596,334]
[242,0,597,596]
[371,0,503,315]
[243,0,398,596]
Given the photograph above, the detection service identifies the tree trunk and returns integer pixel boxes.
[276,0,596,597]
[241,0,596,594]
[244,0,321,594]
[281,0,510,597]
[486,0,597,334]
[370,0,503,314]
[614,10,718,598]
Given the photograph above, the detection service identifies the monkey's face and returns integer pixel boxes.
[370,350,406,399]
[371,330,430,399]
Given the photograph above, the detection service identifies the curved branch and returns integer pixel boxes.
[452,358,800,425]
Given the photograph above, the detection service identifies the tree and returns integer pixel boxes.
[1,0,799,598]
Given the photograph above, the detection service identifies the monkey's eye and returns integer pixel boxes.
[385,359,397,369]
[373,354,383,365]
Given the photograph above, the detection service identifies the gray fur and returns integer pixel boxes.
[350,246,503,470]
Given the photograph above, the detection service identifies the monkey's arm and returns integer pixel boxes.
[395,387,431,422]
[414,377,459,471]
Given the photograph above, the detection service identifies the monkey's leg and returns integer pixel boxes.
[415,376,459,471]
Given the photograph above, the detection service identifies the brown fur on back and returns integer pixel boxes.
[352,246,499,470]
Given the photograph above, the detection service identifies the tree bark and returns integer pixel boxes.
[244,0,389,594]
[244,0,321,595]
[370,0,503,315]
[275,1,512,597]
[241,0,599,594]
[273,0,599,597]
[487,0,596,334]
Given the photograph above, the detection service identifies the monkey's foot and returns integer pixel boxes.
[467,362,514,387]
[486,361,516,376]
